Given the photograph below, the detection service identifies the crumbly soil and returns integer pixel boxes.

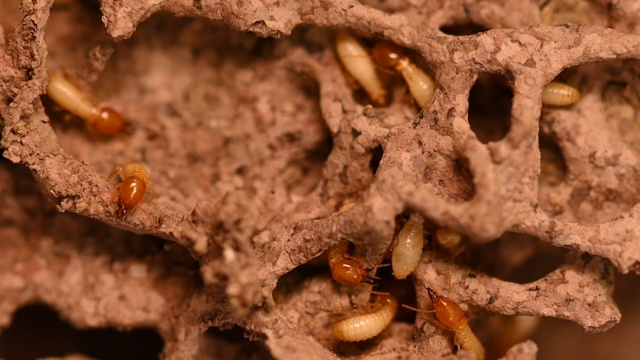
[1,0,640,359]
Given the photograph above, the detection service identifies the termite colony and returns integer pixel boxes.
[322,206,493,357]
[45,71,152,218]
[5,0,640,359]
[307,30,587,357]
[320,208,557,358]
[334,32,437,110]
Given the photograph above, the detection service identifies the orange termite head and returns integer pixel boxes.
[92,106,126,135]
[115,176,147,217]
[371,41,405,69]
[427,287,466,330]
[331,258,369,286]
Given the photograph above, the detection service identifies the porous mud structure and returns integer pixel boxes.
[1,0,640,359]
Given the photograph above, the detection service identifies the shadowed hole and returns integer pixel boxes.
[531,273,640,359]
[468,73,513,143]
[541,60,640,225]
[452,157,476,201]
[272,257,346,349]
[423,153,476,203]
[599,60,640,156]
[281,128,333,196]
[273,259,326,306]
[540,0,612,27]
[198,325,274,360]
[539,132,567,188]
[476,314,541,359]
[440,23,489,36]
[464,232,567,284]
[0,304,164,360]
[356,0,410,13]
[369,145,384,174]
[272,60,333,197]
[42,94,90,135]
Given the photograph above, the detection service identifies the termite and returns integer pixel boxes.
[392,212,425,279]
[47,72,126,135]
[435,228,464,257]
[107,162,153,217]
[327,240,372,286]
[541,81,580,106]
[335,31,389,107]
[371,41,436,109]
[332,294,398,342]
[337,198,357,213]
[427,288,485,360]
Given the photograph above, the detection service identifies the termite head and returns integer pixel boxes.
[374,293,396,308]
[92,106,126,135]
[371,41,405,69]
[435,228,462,249]
[331,258,369,286]
[427,287,466,330]
[115,175,148,218]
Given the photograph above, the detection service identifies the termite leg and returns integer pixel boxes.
[107,165,124,182]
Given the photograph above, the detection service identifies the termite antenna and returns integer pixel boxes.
[369,290,391,296]
[401,304,434,313]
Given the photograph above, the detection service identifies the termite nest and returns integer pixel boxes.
[3,0,640,359]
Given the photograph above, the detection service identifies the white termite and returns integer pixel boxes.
[541,81,580,106]
[391,212,425,279]
[371,41,436,109]
[335,31,388,107]
[47,72,125,135]
[332,294,397,342]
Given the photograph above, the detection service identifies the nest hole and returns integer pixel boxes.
[468,73,513,143]
[540,0,612,27]
[272,256,329,306]
[440,23,489,36]
[281,124,333,196]
[0,303,163,360]
[477,314,541,359]
[538,132,568,187]
[599,60,640,156]
[464,232,567,283]
[541,61,640,224]
[531,272,640,359]
[356,0,410,14]
[452,157,476,201]
[369,145,384,175]
[198,325,274,359]
[272,257,350,349]
[370,263,417,325]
